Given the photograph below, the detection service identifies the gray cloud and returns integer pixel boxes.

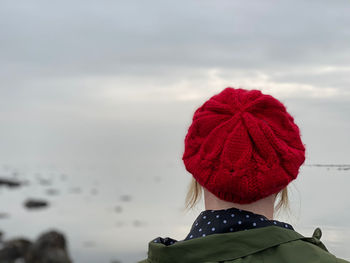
[1,0,350,75]
[0,0,349,166]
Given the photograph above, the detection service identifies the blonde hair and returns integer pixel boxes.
[185,177,289,212]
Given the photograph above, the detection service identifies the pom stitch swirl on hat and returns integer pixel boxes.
[182,87,305,204]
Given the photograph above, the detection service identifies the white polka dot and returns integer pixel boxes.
[253,222,256,227]
[260,218,264,221]
[189,235,193,239]
[231,214,235,217]
[207,221,211,225]
[202,234,206,237]
[238,221,242,224]
[170,241,174,244]
[212,227,215,231]
[199,228,202,232]
[195,222,198,226]
[246,215,250,218]
[154,240,158,243]
[223,220,227,224]
[273,221,277,225]
[216,215,220,218]
[285,224,288,228]
[203,216,207,219]
[230,228,233,231]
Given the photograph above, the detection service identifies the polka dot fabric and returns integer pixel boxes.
[184,207,293,241]
[151,207,293,246]
[182,87,305,204]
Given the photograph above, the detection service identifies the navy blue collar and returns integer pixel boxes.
[152,207,294,246]
[184,207,293,241]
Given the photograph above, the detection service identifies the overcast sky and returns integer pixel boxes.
[0,0,349,167]
[1,2,350,261]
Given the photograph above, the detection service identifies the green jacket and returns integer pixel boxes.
[139,226,349,263]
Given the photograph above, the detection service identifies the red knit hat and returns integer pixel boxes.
[182,87,305,204]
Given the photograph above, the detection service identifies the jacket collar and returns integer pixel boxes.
[183,207,293,241]
[146,226,314,263]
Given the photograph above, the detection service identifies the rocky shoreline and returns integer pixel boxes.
[0,230,72,263]
[0,173,128,263]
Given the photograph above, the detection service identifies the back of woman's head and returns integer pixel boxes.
[182,87,305,209]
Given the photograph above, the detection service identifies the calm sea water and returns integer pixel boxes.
[0,164,349,263]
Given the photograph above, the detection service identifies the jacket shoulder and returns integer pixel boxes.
[336,258,350,263]
[259,238,343,263]
[223,238,340,263]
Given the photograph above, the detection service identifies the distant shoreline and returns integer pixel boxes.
[305,164,350,167]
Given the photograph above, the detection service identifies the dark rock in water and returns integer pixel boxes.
[132,220,143,227]
[90,188,98,195]
[82,241,96,248]
[0,178,22,188]
[0,238,32,262]
[154,176,161,182]
[37,178,52,186]
[0,212,10,219]
[45,188,60,196]
[115,205,123,213]
[0,231,72,263]
[68,187,81,194]
[24,199,49,210]
[120,194,132,202]
[26,231,72,263]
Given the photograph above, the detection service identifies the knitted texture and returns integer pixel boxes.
[182,87,305,204]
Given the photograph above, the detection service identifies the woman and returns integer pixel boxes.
[138,87,349,263]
